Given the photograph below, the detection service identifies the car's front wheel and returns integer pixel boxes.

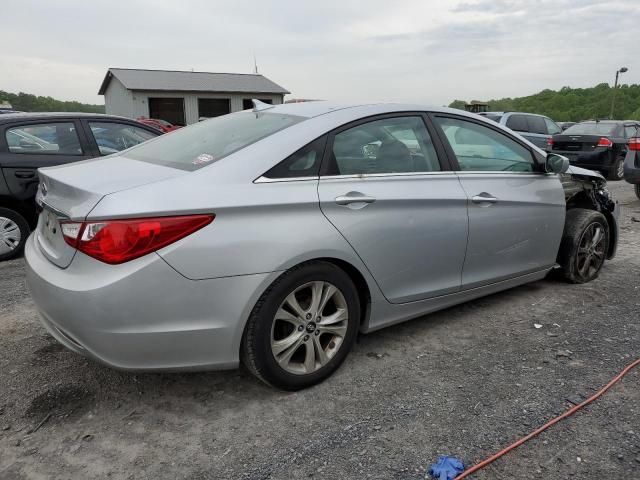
[241,261,360,390]
[557,208,609,284]
[0,208,30,262]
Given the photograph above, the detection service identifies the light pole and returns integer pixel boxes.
[609,67,628,119]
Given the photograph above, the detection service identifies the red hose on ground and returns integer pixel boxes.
[456,357,640,479]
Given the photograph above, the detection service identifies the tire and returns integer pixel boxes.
[241,261,360,390]
[0,208,30,262]
[557,209,609,284]
[635,184,640,200]
[607,156,624,181]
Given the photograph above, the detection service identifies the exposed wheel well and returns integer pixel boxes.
[565,192,616,258]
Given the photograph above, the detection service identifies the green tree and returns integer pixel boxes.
[448,83,640,121]
[0,90,104,113]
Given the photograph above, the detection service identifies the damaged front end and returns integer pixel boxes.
[560,166,619,259]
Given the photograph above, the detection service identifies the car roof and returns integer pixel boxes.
[0,112,138,124]
[261,101,483,119]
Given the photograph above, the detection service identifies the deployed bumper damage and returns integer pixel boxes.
[560,166,619,259]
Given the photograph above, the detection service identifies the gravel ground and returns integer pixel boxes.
[0,182,639,480]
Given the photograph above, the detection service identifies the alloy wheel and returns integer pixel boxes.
[0,216,21,256]
[576,222,606,279]
[271,281,349,375]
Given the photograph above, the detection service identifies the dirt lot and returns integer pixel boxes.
[1,182,639,480]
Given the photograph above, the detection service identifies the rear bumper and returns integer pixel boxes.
[623,151,640,184]
[554,149,612,170]
[25,233,279,371]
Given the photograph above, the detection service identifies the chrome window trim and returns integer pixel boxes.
[319,171,456,180]
[455,171,548,177]
[254,171,550,183]
[254,175,319,184]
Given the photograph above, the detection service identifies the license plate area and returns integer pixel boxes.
[39,209,62,246]
[35,206,76,268]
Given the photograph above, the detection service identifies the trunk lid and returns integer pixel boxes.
[552,134,605,152]
[35,156,187,268]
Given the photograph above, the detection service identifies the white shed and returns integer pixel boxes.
[98,68,290,126]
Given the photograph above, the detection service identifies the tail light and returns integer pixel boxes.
[546,137,554,148]
[60,214,214,264]
[597,137,613,148]
[628,137,640,151]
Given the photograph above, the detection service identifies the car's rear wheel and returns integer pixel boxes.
[0,208,30,261]
[241,261,360,390]
[635,184,640,200]
[607,156,624,181]
[558,209,609,284]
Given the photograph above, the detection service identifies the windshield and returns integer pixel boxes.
[563,123,620,136]
[125,111,305,170]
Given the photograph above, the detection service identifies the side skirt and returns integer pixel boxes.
[363,268,551,333]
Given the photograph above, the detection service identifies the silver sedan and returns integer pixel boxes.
[25,102,618,390]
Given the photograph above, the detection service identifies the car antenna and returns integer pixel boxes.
[252,99,274,112]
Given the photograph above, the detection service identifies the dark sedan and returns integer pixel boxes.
[0,112,160,260]
[548,121,640,180]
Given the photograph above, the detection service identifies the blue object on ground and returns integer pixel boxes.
[428,455,465,480]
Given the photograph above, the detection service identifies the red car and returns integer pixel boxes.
[136,118,181,133]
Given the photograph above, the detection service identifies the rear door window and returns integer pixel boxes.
[624,125,639,138]
[527,116,547,134]
[88,122,157,155]
[325,116,441,175]
[435,116,534,172]
[505,115,528,132]
[5,122,83,155]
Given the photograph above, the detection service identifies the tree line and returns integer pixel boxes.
[449,83,640,122]
[0,90,104,114]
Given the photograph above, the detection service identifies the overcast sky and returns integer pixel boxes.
[1,0,638,105]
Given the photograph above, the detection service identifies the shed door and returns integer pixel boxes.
[148,98,185,126]
[198,98,230,119]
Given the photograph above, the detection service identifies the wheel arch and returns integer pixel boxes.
[565,191,617,259]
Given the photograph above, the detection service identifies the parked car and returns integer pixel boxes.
[478,111,562,149]
[25,102,618,390]
[548,120,640,181]
[0,112,161,260]
[557,121,577,131]
[623,136,640,199]
[137,118,181,133]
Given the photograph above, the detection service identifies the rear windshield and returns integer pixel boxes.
[125,111,305,170]
[563,123,620,136]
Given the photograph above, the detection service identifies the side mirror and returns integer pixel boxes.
[546,153,570,174]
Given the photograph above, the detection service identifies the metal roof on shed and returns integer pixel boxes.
[98,68,290,95]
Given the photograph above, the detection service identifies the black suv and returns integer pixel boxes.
[549,121,640,181]
[0,113,160,260]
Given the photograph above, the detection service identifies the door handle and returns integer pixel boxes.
[471,193,498,204]
[335,193,376,206]
[14,171,36,179]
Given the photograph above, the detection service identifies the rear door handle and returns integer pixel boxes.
[335,193,376,206]
[472,193,498,204]
[14,171,36,179]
